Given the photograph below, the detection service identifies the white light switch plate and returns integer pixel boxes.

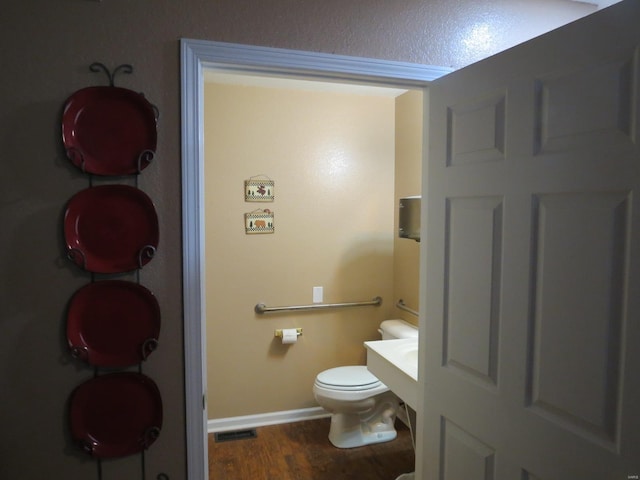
[313,286,323,303]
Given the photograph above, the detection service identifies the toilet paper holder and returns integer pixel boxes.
[274,328,302,338]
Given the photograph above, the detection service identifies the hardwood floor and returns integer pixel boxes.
[209,418,415,480]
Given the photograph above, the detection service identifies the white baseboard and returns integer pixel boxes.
[208,406,331,433]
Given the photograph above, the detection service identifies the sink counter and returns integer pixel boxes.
[364,338,418,410]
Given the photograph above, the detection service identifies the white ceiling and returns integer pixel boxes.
[205,0,624,96]
[569,0,621,7]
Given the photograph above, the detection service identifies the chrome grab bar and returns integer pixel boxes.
[396,299,418,317]
[255,296,382,314]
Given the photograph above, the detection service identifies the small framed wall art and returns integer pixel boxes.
[245,175,274,202]
[245,209,274,234]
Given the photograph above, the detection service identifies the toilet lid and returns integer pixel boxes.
[316,366,380,389]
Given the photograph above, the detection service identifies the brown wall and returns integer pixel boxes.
[0,1,594,479]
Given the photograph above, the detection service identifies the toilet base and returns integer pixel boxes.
[327,392,398,448]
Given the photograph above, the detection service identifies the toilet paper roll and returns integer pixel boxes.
[281,328,298,345]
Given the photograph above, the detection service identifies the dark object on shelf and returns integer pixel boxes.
[67,280,161,367]
[69,372,163,458]
[64,185,159,273]
[62,85,157,175]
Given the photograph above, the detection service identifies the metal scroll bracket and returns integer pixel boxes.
[255,296,382,314]
[67,247,87,270]
[137,245,157,269]
[90,62,133,87]
[88,62,160,120]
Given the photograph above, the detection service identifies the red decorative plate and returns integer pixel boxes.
[67,281,161,367]
[64,185,159,273]
[62,86,157,175]
[69,373,162,458]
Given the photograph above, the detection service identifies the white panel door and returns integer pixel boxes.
[420,1,640,478]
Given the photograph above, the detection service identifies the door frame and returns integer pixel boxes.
[180,38,451,480]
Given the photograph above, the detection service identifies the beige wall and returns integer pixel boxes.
[0,1,596,478]
[204,82,396,418]
[393,90,424,327]
[203,85,423,419]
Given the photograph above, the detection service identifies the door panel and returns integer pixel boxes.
[444,196,502,388]
[528,192,628,446]
[447,92,506,166]
[420,1,640,478]
[534,58,637,156]
[441,419,496,480]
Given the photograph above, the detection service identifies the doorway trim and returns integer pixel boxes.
[180,38,451,480]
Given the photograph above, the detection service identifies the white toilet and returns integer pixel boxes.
[313,319,418,448]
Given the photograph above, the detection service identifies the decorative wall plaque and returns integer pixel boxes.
[245,175,274,202]
[245,209,274,234]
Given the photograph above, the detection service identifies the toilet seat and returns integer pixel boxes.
[313,366,389,402]
[315,366,382,391]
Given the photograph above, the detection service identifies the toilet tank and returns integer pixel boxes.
[378,319,418,340]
